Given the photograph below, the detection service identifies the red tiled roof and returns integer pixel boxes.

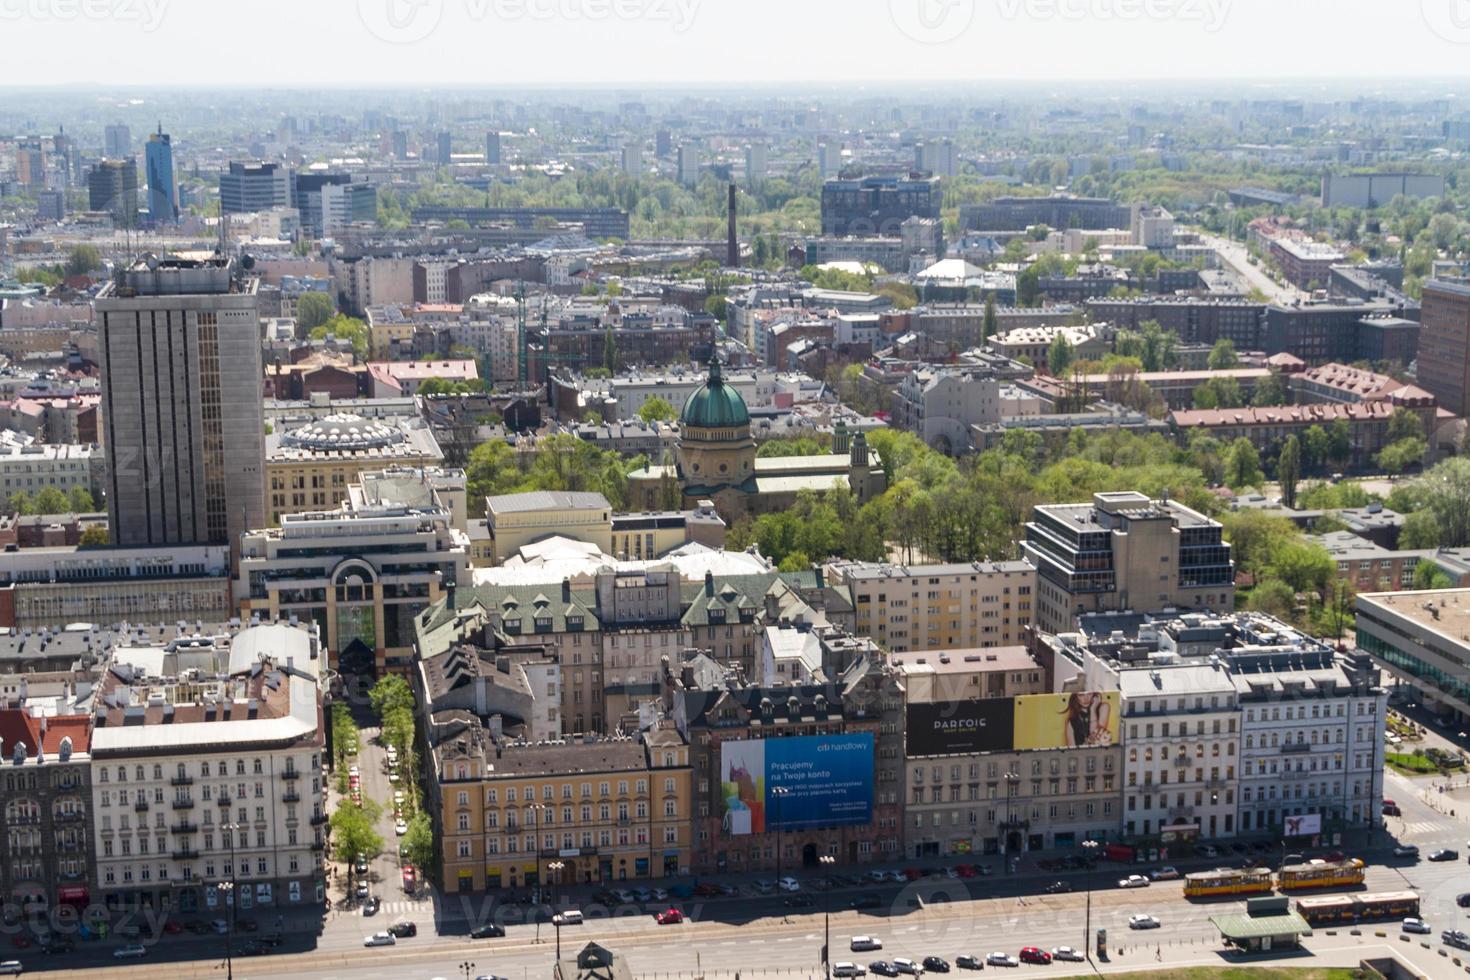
[1169,401,1396,427]
[0,709,90,757]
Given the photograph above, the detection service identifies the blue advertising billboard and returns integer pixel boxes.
[719,733,873,835]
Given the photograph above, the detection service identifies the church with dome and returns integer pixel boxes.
[628,357,886,520]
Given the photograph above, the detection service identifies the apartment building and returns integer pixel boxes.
[832,560,1036,652]
[0,711,93,915]
[0,443,103,500]
[265,413,444,524]
[1022,492,1234,635]
[1418,278,1470,415]
[431,725,691,892]
[89,622,326,914]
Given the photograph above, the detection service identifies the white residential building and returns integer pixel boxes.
[90,621,326,915]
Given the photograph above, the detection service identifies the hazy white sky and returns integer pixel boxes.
[5,0,1470,87]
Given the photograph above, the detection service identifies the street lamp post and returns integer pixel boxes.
[819,854,835,980]
[220,820,241,980]
[771,786,790,881]
[460,960,476,980]
[1081,838,1100,964]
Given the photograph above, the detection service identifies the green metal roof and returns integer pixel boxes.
[680,357,749,429]
[1209,912,1312,940]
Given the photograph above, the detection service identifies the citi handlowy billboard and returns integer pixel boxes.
[719,733,874,836]
[906,692,1119,756]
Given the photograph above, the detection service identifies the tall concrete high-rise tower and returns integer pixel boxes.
[95,255,266,549]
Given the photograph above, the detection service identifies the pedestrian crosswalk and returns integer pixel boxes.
[362,900,430,917]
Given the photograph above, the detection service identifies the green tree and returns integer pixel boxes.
[637,397,677,423]
[330,804,384,869]
[295,291,335,331]
[67,487,95,512]
[1327,418,1352,467]
[1400,509,1442,551]
[369,675,415,722]
[401,813,435,876]
[78,525,108,547]
[1409,457,1470,547]
[382,705,415,758]
[1193,376,1244,410]
[1016,265,1041,306]
[1114,320,1178,373]
[1046,334,1074,376]
[602,327,619,374]
[1277,435,1302,509]
[64,244,102,276]
[309,315,368,359]
[1377,437,1427,476]
[1387,407,1425,444]
[1413,560,1454,591]
[1246,578,1297,620]
[1224,437,1263,489]
[1303,425,1331,474]
[1251,372,1287,407]
[982,293,997,340]
[32,486,68,514]
[1207,338,1239,370]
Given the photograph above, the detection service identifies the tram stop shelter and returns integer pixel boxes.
[1211,897,1313,953]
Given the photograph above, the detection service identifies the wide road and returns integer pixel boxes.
[1194,229,1307,305]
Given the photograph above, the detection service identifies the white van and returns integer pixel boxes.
[850,936,883,952]
[834,964,867,977]
[893,959,922,975]
[554,910,584,925]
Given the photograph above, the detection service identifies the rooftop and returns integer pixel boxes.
[486,490,611,515]
[890,646,1038,674]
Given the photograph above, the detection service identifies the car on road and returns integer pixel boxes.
[209,919,229,935]
[1430,849,1459,862]
[954,955,983,971]
[1117,874,1150,888]
[868,962,899,977]
[610,889,635,903]
[354,854,369,874]
[113,945,148,959]
[363,896,381,916]
[1051,947,1084,962]
[1019,948,1051,965]
[355,882,370,900]
[921,956,949,972]
[388,921,417,938]
[833,964,867,977]
[1393,844,1420,858]
[363,932,396,947]
[783,896,814,909]
[476,976,511,980]
[0,962,20,976]
[471,923,506,938]
[237,941,265,957]
[851,937,883,952]
[1195,844,1219,858]
[1128,914,1161,930]
[553,910,584,926]
[1403,918,1431,934]
[655,908,683,925]
[236,918,258,933]
[986,952,1019,967]
[1445,929,1470,950]
[1150,866,1180,880]
[1459,893,1470,909]
[778,876,801,892]
[1044,880,1072,894]
[892,959,922,976]
[40,939,73,955]
[849,895,882,911]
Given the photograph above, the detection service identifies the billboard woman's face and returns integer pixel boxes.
[1076,692,1096,708]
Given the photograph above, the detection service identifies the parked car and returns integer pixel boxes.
[362,896,381,916]
[921,956,950,972]
[1403,918,1431,934]
[394,820,408,836]
[1195,844,1219,858]
[851,936,883,952]
[849,895,882,911]
[1444,929,1470,950]
[1150,866,1180,881]
[655,908,683,925]
[783,896,814,909]
[869,962,900,977]
[1128,914,1161,930]
[1117,875,1150,889]
[363,932,396,947]
[1458,893,1470,909]
[1430,849,1459,862]
[114,945,148,959]
[954,955,983,970]
[210,919,229,935]
[985,952,1019,967]
[753,880,777,894]
[892,958,922,975]
[1018,948,1051,965]
[778,876,801,893]
[1050,947,1084,962]
[354,854,368,874]
[40,939,73,954]
[833,964,867,978]
[236,918,258,934]
[0,962,20,976]
[471,923,506,939]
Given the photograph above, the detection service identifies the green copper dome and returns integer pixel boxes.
[680,356,749,428]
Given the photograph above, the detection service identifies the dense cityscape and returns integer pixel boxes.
[8,3,1470,978]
